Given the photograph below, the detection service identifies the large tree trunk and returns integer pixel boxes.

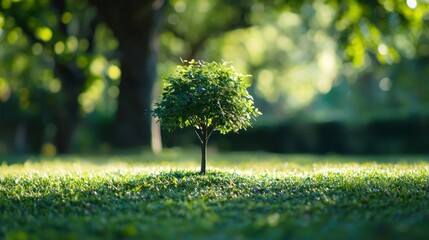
[90,0,167,148]
[115,46,157,147]
[53,63,85,153]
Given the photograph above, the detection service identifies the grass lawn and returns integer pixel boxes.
[1,150,429,239]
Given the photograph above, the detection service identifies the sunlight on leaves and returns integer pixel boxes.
[0,14,4,28]
[407,0,417,9]
[0,77,11,102]
[61,12,72,24]
[54,41,65,54]
[48,78,61,93]
[78,79,105,114]
[256,69,278,102]
[90,56,107,76]
[35,27,52,42]
[66,36,78,52]
[107,64,121,80]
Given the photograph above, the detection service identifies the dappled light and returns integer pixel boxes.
[198,6,341,111]
[379,77,392,92]
[0,0,427,154]
[61,11,72,24]
[47,78,61,93]
[89,56,108,76]
[407,0,418,9]
[78,79,104,114]
[35,27,53,42]
[106,64,121,80]
[0,77,10,102]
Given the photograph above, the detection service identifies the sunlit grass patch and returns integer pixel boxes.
[1,151,429,239]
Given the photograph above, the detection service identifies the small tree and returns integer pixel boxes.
[152,59,261,174]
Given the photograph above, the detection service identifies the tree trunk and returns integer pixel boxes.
[200,138,207,174]
[89,0,167,149]
[199,125,208,174]
[151,117,162,154]
[53,63,85,153]
[114,46,156,147]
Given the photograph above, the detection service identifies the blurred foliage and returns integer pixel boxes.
[160,0,429,121]
[1,0,429,154]
[0,0,120,153]
[0,0,120,117]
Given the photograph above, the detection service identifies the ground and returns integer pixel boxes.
[1,150,428,239]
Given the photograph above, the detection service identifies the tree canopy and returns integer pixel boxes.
[153,60,261,134]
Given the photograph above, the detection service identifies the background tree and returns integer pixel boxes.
[89,0,167,148]
[0,0,101,153]
[152,60,261,173]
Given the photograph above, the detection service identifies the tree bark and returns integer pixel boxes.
[200,137,207,174]
[90,0,167,148]
[53,63,85,153]
[198,125,208,174]
[115,46,157,147]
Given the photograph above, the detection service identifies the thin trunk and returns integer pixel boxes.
[196,125,215,174]
[200,138,207,174]
[199,125,208,174]
[151,76,163,153]
[151,115,162,154]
